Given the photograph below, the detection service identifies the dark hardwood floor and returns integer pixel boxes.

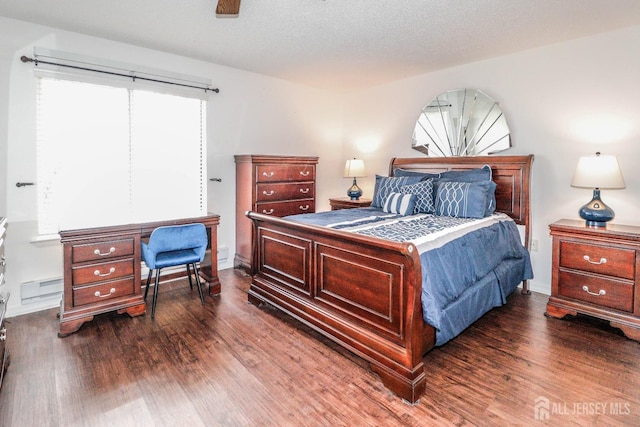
[1,268,639,426]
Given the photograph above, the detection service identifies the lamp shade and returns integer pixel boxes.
[344,159,366,178]
[571,153,625,189]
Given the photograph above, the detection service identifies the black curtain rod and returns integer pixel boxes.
[20,55,219,94]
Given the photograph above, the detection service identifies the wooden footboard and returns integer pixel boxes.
[247,212,434,403]
[246,155,533,403]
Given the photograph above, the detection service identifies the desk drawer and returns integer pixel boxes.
[558,270,633,312]
[73,278,135,307]
[255,199,315,217]
[72,238,135,263]
[559,241,634,280]
[256,182,315,202]
[256,164,315,183]
[72,259,135,286]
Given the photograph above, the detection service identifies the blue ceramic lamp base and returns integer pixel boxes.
[579,188,614,227]
[347,177,362,200]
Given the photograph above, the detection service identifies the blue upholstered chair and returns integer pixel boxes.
[141,223,208,319]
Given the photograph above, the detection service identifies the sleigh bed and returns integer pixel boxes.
[246,155,533,403]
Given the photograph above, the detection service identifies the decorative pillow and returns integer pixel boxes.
[438,165,492,182]
[400,179,435,214]
[372,175,422,208]
[436,165,495,216]
[383,192,416,216]
[435,181,492,218]
[394,168,441,180]
[485,181,497,216]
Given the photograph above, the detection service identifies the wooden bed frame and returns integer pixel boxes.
[246,155,533,403]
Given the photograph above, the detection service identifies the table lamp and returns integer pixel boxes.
[344,158,366,200]
[571,152,625,227]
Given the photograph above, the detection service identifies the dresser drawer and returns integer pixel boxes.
[255,199,315,216]
[558,270,633,312]
[255,164,315,183]
[256,182,315,202]
[72,277,135,307]
[72,258,135,286]
[72,238,135,263]
[559,241,635,280]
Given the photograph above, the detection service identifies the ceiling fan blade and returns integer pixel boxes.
[216,0,241,15]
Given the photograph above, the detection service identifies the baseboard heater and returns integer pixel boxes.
[21,277,64,305]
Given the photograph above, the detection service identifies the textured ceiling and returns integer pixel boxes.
[2,0,640,92]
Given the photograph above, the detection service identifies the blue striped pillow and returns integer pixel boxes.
[383,192,416,216]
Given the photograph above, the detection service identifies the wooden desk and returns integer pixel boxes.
[59,214,220,337]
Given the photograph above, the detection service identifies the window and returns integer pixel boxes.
[36,77,207,235]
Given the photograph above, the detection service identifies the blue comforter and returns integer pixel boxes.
[286,208,533,345]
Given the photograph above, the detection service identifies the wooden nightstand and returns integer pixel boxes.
[546,219,640,341]
[329,197,372,210]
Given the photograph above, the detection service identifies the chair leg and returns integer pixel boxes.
[144,269,153,301]
[192,263,205,305]
[186,264,193,290]
[151,268,161,319]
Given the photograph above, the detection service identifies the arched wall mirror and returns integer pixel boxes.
[411,88,511,157]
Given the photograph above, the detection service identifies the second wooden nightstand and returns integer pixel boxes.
[329,197,372,210]
[546,219,640,341]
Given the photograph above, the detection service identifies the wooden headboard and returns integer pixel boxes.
[389,155,534,249]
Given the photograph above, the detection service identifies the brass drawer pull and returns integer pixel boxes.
[94,267,116,277]
[94,288,116,298]
[583,255,606,265]
[262,190,275,196]
[299,171,310,176]
[262,171,275,178]
[299,205,310,211]
[582,285,606,296]
[0,327,6,342]
[299,188,310,194]
[94,247,116,256]
[262,209,274,215]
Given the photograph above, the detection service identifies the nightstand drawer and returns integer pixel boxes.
[256,182,315,202]
[72,278,135,307]
[72,238,135,263]
[72,259,135,286]
[559,241,635,280]
[558,270,633,312]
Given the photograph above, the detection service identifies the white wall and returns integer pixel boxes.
[0,16,344,316]
[2,15,639,316]
[341,25,640,294]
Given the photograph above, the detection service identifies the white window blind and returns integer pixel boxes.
[36,77,207,235]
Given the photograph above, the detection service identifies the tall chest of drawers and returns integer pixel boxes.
[546,219,640,341]
[235,155,319,270]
